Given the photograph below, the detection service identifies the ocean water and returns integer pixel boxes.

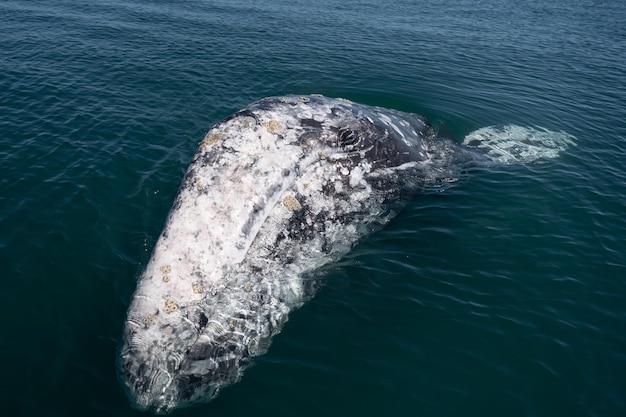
[1,0,625,416]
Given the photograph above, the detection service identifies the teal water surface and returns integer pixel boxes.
[1,1,625,416]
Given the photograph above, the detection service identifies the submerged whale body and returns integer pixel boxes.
[119,95,574,413]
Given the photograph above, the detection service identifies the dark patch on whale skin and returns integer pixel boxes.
[194,149,222,171]
[300,118,323,129]
[198,312,208,329]
[281,202,333,248]
[220,108,260,125]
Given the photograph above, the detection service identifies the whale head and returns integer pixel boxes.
[118,95,449,413]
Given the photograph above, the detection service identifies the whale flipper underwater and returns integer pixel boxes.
[119,95,574,413]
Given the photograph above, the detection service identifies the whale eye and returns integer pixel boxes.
[338,128,359,147]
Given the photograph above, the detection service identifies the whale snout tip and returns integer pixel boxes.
[125,377,219,415]
[125,381,176,415]
[131,395,175,415]
[120,346,226,414]
[119,350,176,413]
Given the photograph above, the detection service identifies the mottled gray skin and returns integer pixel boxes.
[119,95,573,413]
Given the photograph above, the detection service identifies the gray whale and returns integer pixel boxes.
[119,95,574,413]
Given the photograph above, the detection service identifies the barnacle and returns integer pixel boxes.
[163,299,179,314]
[283,195,301,211]
[263,120,282,133]
[200,132,226,150]
[142,314,157,327]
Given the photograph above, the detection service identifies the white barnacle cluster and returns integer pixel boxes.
[163,298,179,314]
[160,264,171,283]
[348,161,372,188]
[263,120,282,133]
[142,314,157,327]
[282,195,301,211]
